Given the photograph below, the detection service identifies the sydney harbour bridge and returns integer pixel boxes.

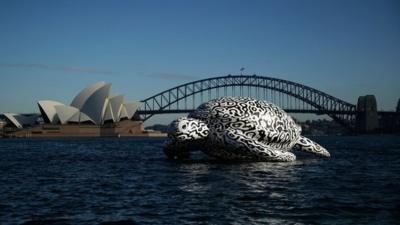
[137,74,399,132]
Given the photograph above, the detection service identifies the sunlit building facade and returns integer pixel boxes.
[35,81,140,126]
[0,82,161,138]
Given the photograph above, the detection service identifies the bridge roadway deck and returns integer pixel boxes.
[137,109,397,115]
[137,109,357,115]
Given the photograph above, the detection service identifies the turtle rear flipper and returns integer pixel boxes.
[295,136,330,157]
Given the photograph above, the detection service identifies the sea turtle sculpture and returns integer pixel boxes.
[164,97,330,162]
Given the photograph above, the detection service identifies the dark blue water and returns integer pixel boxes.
[0,136,399,225]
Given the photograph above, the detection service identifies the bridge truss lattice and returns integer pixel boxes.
[138,75,356,129]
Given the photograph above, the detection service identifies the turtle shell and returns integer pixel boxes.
[189,97,302,150]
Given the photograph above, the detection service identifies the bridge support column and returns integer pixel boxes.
[356,95,379,133]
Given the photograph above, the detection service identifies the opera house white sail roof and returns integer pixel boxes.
[1,113,40,129]
[1,82,141,128]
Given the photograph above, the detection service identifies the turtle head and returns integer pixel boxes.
[167,117,209,141]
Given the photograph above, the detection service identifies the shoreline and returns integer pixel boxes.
[0,120,168,139]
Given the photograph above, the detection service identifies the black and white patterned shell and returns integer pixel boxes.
[164,97,330,162]
[189,97,302,150]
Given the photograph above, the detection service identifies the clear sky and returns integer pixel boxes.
[0,0,399,125]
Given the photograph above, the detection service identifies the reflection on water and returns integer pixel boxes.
[178,163,213,194]
[0,136,399,225]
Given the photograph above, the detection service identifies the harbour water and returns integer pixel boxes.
[0,136,399,225]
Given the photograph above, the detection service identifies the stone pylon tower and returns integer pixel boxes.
[356,95,379,133]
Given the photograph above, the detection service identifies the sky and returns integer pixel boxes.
[0,0,399,125]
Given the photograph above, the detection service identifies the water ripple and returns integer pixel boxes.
[0,136,399,224]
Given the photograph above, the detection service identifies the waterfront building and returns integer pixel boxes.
[0,82,164,137]
[38,81,140,125]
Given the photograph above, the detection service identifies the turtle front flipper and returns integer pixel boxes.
[223,129,296,162]
[295,136,330,157]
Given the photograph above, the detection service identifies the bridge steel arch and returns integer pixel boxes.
[138,75,357,129]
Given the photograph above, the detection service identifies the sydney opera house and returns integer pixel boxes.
[0,82,162,137]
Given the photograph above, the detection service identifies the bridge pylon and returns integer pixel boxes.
[356,95,379,133]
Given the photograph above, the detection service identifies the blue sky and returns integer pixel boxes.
[0,0,399,125]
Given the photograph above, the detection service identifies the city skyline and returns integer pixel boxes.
[0,0,399,125]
